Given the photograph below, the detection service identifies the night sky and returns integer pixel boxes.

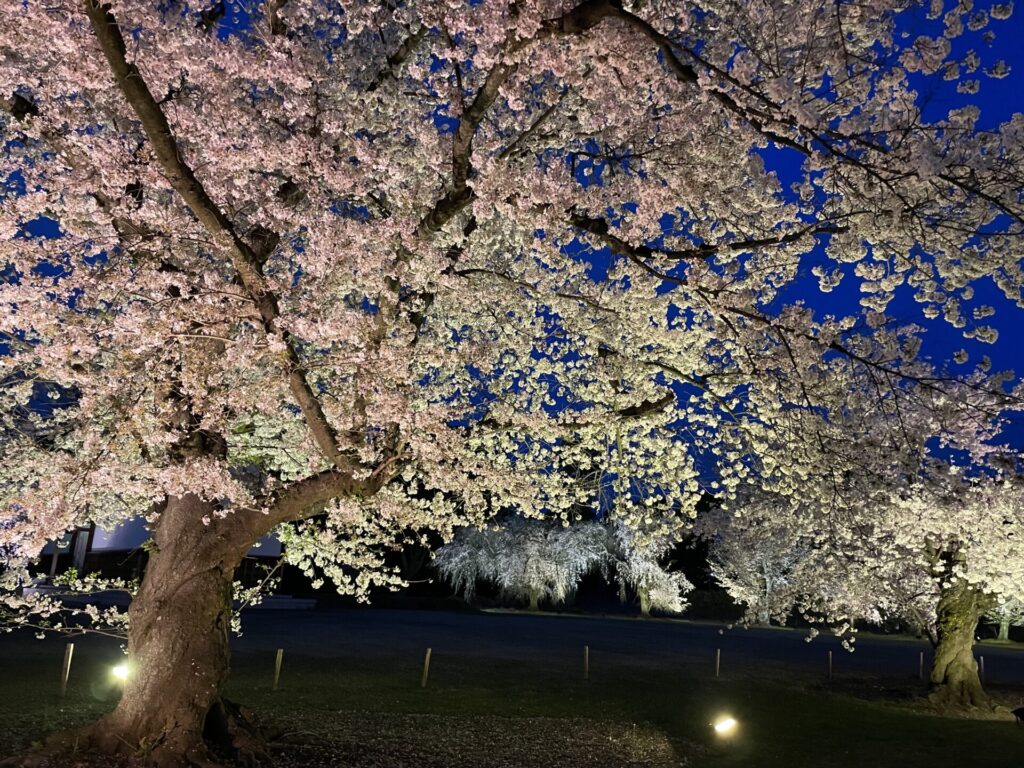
[766,7,1024,449]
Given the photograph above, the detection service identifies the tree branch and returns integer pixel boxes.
[417,59,516,236]
[368,25,427,91]
[265,0,291,36]
[417,0,623,238]
[83,0,353,472]
[571,212,847,266]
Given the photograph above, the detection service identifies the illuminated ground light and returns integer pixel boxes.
[713,716,738,736]
[111,663,130,682]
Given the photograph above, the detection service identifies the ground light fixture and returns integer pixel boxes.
[111,663,130,682]
[712,716,738,736]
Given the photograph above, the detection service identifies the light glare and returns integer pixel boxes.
[111,663,129,681]
[713,716,738,735]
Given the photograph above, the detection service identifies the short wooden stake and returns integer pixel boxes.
[714,648,721,678]
[979,655,985,682]
[421,647,432,688]
[583,645,589,681]
[60,643,74,697]
[828,650,833,681]
[273,648,283,691]
[919,650,924,681]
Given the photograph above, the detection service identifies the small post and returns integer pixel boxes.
[273,648,283,691]
[583,645,590,681]
[60,643,74,697]
[714,648,721,678]
[979,655,985,682]
[421,647,432,688]
[919,650,924,681]
[828,650,833,681]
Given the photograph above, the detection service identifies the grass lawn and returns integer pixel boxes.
[1,631,1022,766]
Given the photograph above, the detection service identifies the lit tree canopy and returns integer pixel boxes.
[1,0,1023,763]
[986,597,1024,641]
[695,503,808,626]
[721,469,1024,708]
[610,521,692,615]
[434,517,608,610]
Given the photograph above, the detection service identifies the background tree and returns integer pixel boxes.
[695,504,807,626]
[1,0,1023,763]
[434,517,608,611]
[610,522,691,616]
[727,471,1024,710]
[986,598,1024,641]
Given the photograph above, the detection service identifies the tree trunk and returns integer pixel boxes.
[929,580,989,710]
[528,588,540,612]
[69,494,257,767]
[759,576,772,625]
[998,618,1010,641]
[639,588,651,617]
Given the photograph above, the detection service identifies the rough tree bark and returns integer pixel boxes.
[929,579,990,710]
[18,469,363,768]
[60,495,258,767]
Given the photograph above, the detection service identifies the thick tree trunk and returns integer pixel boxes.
[929,580,989,710]
[527,588,540,612]
[67,494,257,767]
[998,618,1010,641]
[639,588,651,617]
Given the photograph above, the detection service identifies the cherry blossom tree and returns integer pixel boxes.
[609,522,691,616]
[853,477,1024,709]
[434,517,608,610]
[695,504,807,626]
[725,470,1024,710]
[1,0,1023,763]
[986,598,1024,641]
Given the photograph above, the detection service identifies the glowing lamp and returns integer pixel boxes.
[713,716,738,735]
[111,663,130,682]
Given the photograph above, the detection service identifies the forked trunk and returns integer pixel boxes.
[929,580,989,710]
[72,495,256,766]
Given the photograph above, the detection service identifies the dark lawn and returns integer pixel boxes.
[1,610,1023,767]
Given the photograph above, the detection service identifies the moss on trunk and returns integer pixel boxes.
[929,579,989,711]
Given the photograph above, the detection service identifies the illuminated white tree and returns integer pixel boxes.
[610,522,691,616]
[434,518,609,611]
[986,597,1024,641]
[729,471,1024,710]
[695,504,806,625]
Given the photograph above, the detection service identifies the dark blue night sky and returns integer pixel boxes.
[765,8,1024,450]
